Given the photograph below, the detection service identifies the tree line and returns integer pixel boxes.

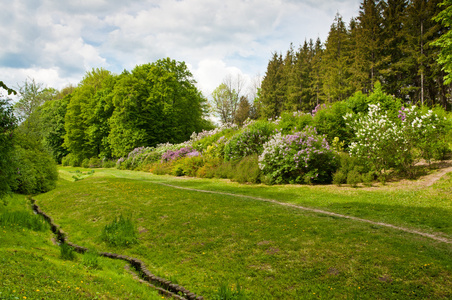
[252,0,452,120]
[0,58,213,198]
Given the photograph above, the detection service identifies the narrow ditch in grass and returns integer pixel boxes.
[30,198,203,300]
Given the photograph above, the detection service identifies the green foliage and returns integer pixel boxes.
[62,153,82,167]
[332,170,347,186]
[13,139,58,195]
[213,282,247,300]
[172,156,204,177]
[88,157,102,168]
[59,243,76,261]
[108,58,209,157]
[0,97,17,199]
[101,215,138,247]
[224,120,275,161]
[37,95,70,163]
[232,155,262,184]
[312,101,353,145]
[432,0,452,85]
[0,210,48,231]
[346,167,362,188]
[275,111,313,134]
[81,158,90,168]
[64,68,116,161]
[82,250,102,270]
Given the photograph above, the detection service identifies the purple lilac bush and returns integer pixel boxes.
[258,126,337,184]
[161,146,200,162]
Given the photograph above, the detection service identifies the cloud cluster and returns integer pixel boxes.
[0,0,360,95]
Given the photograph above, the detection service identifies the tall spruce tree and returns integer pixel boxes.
[380,0,408,98]
[321,13,352,102]
[259,52,286,118]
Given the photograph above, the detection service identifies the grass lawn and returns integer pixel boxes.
[30,167,452,299]
[0,194,162,300]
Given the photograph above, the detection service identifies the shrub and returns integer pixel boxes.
[62,153,82,167]
[14,146,58,195]
[346,103,450,177]
[100,215,138,247]
[312,101,353,147]
[161,146,199,162]
[258,126,338,184]
[82,158,90,168]
[213,282,247,300]
[275,110,313,134]
[60,243,76,261]
[232,155,262,184]
[346,167,362,188]
[82,250,102,270]
[332,170,347,186]
[88,157,102,168]
[172,156,204,177]
[224,121,275,161]
[101,159,116,168]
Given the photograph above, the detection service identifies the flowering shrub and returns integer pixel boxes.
[346,103,450,176]
[258,126,337,184]
[224,120,275,161]
[345,103,404,174]
[161,146,199,162]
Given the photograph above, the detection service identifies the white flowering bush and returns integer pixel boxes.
[345,104,404,173]
[346,104,450,176]
[258,126,337,184]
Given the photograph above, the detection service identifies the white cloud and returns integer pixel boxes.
[0,0,361,92]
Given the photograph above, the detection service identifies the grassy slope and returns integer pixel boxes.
[0,194,162,300]
[32,167,452,299]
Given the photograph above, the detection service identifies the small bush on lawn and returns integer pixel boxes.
[88,157,102,168]
[60,243,76,261]
[62,153,82,167]
[82,250,102,270]
[259,126,338,184]
[82,158,90,168]
[346,167,362,188]
[100,215,138,247]
[213,282,247,300]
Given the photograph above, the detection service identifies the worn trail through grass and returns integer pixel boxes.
[148,181,452,244]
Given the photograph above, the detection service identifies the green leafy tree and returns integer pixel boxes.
[211,83,237,124]
[0,93,17,198]
[64,68,116,161]
[432,0,452,109]
[37,91,72,163]
[108,58,208,157]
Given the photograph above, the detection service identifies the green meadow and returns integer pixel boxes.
[21,167,452,299]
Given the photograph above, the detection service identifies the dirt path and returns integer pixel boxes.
[146,168,452,245]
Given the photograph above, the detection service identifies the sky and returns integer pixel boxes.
[0,0,361,98]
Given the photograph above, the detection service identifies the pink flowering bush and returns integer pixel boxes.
[258,126,337,184]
